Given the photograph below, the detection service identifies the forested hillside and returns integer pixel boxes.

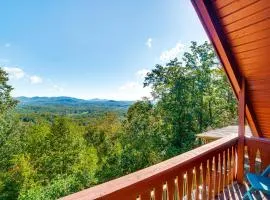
[16,96,132,116]
[0,42,237,199]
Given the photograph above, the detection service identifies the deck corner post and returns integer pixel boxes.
[237,78,246,183]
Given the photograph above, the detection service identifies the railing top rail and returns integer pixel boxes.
[61,135,238,200]
[245,135,270,145]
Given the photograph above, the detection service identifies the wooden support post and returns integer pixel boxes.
[237,78,245,183]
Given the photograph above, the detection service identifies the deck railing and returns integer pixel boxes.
[245,136,270,174]
[61,135,238,200]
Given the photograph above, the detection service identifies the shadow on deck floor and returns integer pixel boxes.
[216,182,270,200]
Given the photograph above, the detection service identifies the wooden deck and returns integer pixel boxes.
[216,181,270,200]
[60,135,270,200]
[196,126,252,144]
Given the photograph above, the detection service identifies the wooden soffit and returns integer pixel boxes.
[191,0,270,138]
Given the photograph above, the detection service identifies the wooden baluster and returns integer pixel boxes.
[214,155,219,197]
[167,178,175,200]
[247,145,256,173]
[150,190,154,200]
[237,79,246,183]
[183,173,187,199]
[260,148,269,172]
[220,151,225,191]
[187,168,193,200]
[219,152,224,192]
[224,149,228,187]
[228,147,232,184]
[178,173,184,200]
[154,184,163,200]
[263,149,270,171]
[202,161,207,199]
[206,160,209,194]
[257,149,262,173]
[208,158,213,199]
[217,153,221,195]
[195,164,201,200]
[232,146,236,180]
[163,184,168,200]
[140,190,151,200]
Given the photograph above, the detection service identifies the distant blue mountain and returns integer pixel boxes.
[16,96,133,107]
[15,96,134,114]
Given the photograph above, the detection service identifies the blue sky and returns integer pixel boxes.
[0,0,208,100]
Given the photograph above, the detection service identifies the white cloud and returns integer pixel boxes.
[3,67,43,84]
[136,69,150,79]
[4,43,11,48]
[30,75,43,84]
[116,81,151,100]
[119,82,139,90]
[53,84,64,92]
[3,67,25,79]
[145,38,152,48]
[160,42,185,62]
[3,67,44,85]
[114,68,152,100]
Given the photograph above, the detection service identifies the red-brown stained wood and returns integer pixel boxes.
[61,135,238,200]
[260,148,270,171]
[220,152,225,192]
[214,0,234,9]
[232,37,270,54]
[228,20,270,41]
[186,169,193,200]
[224,8,270,34]
[232,146,236,181]
[195,165,201,199]
[163,185,167,200]
[231,29,270,49]
[191,0,262,138]
[247,145,257,173]
[154,185,163,200]
[202,161,207,199]
[221,0,270,26]
[224,149,228,186]
[214,155,219,196]
[217,154,221,195]
[228,147,232,184]
[192,0,270,139]
[177,173,184,200]
[208,158,213,199]
[217,0,260,18]
[206,161,210,192]
[245,136,270,174]
[140,191,151,200]
[167,179,175,200]
[237,79,246,183]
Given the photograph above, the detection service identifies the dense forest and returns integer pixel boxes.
[0,42,237,199]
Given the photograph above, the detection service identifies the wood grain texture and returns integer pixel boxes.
[214,155,219,196]
[195,165,201,199]
[245,136,270,174]
[208,158,213,199]
[202,161,207,199]
[167,179,175,200]
[191,0,264,137]
[177,173,184,200]
[192,0,270,138]
[187,169,193,200]
[154,185,163,200]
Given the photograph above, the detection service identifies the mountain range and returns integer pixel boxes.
[15,96,134,115]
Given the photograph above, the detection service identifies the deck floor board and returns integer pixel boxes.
[215,181,270,200]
